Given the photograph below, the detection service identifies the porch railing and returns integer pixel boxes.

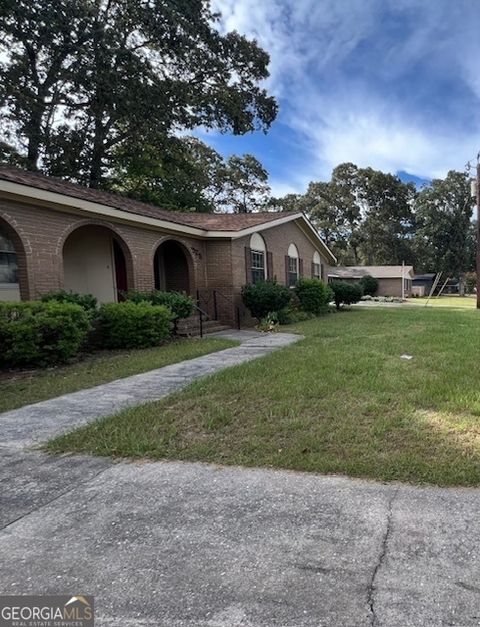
[195,288,241,331]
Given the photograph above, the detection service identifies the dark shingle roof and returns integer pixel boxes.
[0,167,292,232]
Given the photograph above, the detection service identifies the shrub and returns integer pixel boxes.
[359,275,378,296]
[98,301,173,349]
[122,290,194,320]
[465,272,476,294]
[295,278,333,315]
[277,307,315,324]
[241,280,291,321]
[330,281,363,310]
[0,301,91,368]
[257,312,280,332]
[41,289,97,315]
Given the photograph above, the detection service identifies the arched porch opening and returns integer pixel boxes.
[154,240,192,293]
[63,225,132,303]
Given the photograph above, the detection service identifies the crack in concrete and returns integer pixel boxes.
[0,463,110,533]
[367,487,399,626]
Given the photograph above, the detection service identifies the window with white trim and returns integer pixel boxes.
[250,233,267,283]
[0,228,18,284]
[287,243,299,287]
[312,251,321,280]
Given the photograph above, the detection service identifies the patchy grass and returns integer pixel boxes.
[409,295,476,309]
[47,307,480,486]
[0,338,237,413]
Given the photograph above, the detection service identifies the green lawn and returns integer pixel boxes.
[47,307,480,486]
[408,295,476,309]
[0,338,236,413]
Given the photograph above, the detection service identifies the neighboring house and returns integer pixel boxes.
[412,273,437,297]
[0,167,336,327]
[328,265,414,298]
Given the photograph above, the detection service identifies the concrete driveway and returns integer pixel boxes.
[1,451,479,627]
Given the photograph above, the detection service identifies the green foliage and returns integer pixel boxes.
[98,302,173,349]
[109,136,225,212]
[241,280,291,321]
[122,290,194,320]
[302,163,363,264]
[359,275,378,296]
[0,0,277,188]
[330,281,363,310]
[294,278,333,314]
[0,301,90,367]
[110,139,272,213]
[41,290,97,315]
[465,272,477,294]
[223,154,270,213]
[356,168,415,265]
[413,171,474,276]
[257,312,280,332]
[276,307,315,324]
[283,163,472,274]
[277,162,416,266]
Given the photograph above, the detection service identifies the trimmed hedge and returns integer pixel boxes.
[330,281,363,310]
[41,289,98,315]
[295,278,333,315]
[0,301,91,367]
[241,280,292,321]
[98,301,173,349]
[122,290,194,320]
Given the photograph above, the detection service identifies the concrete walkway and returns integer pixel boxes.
[0,330,302,449]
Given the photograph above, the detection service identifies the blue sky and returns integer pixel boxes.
[202,0,480,196]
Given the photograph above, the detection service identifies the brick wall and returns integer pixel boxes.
[0,198,206,300]
[376,278,403,297]
[0,197,333,327]
[230,219,333,324]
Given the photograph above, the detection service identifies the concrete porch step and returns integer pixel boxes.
[176,317,232,337]
[203,323,232,335]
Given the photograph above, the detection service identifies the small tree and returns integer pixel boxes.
[330,281,363,310]
[241,280,291,321]
[359,275,378,296]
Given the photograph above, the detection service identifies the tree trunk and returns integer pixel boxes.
[25,107,43,170]
[351,243,358,264]
[88,129,104,188]
[88,10,106,189]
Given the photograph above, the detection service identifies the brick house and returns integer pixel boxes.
[328,265,414,298]
[0,167,336,327]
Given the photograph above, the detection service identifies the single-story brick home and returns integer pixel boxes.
[328,265,414,298]
[0,167,335,327]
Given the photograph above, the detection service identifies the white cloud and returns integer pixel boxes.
[269,177,306,197]
[211,0,480,186]
[290,89,479,181]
